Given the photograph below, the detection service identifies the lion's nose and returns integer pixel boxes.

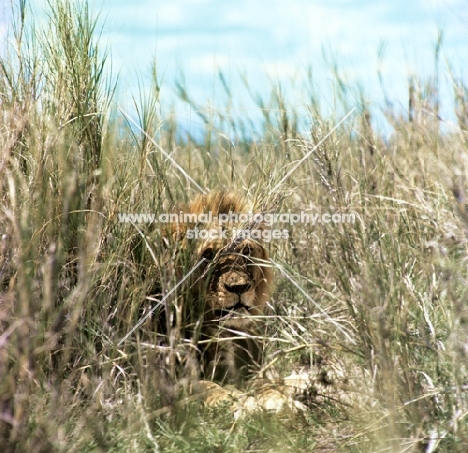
[224,282,251,294]
[223,272,251,295]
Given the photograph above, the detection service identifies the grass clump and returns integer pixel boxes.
[1,1,468,452]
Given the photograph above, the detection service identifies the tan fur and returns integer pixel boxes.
[166,191,273,385]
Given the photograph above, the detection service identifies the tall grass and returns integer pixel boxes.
[1,0,468,451]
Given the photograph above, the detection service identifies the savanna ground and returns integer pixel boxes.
[2,1,468,452]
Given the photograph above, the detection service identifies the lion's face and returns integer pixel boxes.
[197,238,269,331]
[166,191,273,384]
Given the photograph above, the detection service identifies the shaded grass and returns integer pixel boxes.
[2,0,468,452]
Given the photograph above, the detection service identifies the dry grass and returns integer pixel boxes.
[1,1,468,452]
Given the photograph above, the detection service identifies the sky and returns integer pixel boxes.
[1,0,468,135]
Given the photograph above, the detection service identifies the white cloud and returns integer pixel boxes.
[2,0,467,130]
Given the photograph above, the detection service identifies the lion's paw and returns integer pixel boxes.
[198,380,307,420]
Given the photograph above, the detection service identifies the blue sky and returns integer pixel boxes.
[1,0,468,134]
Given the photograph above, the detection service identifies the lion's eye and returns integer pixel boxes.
[241,245,253,256]
[202,248,215,261]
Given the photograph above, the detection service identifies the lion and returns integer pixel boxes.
[155,191,312,417]
[162,190,273,385]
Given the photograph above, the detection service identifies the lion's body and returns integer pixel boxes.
[166,191,273,385]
